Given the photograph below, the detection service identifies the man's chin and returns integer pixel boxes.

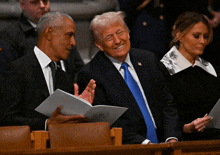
[62,52,70,60]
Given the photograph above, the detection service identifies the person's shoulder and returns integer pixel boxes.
[130,48,157,56]
[212,64,220,77]
[0,13,31,38]
[88,51,107,63]
[79,51,109,72]
[1,15,21,32]
[80,51,101,67]
[11,52,35,67]
[0,20,21,41]
[0,38,11,47]
[129,48,159,63]
[1,54,33,79]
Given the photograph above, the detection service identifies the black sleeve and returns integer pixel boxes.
[0,62,48,130]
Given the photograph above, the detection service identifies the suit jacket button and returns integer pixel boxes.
[143,22,147,26]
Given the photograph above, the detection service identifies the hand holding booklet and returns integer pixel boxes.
[35,89,128,125]
[207,98,220,129]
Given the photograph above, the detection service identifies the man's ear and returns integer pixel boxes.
[45,27,53,41]
[95,42,104,51]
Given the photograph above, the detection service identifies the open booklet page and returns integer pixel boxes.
[35,89,128,125]
[207,98,220,129]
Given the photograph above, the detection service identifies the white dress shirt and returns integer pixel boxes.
[28,19,37,29]
[34,46,66,95]
[34,46,66,130]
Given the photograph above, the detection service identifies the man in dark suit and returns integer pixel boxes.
[0,39,18,77]
[0,0,84,82]
[77,11,181,144]
[0,11,96,131]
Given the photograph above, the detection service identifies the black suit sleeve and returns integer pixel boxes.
[0,61,48,130]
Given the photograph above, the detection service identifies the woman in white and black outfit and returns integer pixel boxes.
[160,11,220,141]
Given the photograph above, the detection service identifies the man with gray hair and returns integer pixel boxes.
[0,0,84,82]
[77,11,181,144]
[0,11,96,131]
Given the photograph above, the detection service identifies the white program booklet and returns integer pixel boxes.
[207,98,220,129]
[35,89,128,125]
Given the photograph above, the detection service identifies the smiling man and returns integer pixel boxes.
[77,11,181,144]
[0,0,84,82]
[0,12,96,131]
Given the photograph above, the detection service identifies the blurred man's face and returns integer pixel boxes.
[20,0,50,23]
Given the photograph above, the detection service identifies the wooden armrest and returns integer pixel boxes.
[31,131,49,149]
[111,128,122,146]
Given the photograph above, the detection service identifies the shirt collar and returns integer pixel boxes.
[34,46,51,69]
[27,19,37,29]
[160,46,217,77]
[104,53,134,71]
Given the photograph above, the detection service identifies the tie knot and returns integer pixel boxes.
[121,62,128,70]
[49,61,56,70]
[57,61,61,69]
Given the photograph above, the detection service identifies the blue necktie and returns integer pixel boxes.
[121,62,158,143]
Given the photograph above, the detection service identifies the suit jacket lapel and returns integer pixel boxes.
[94,52,144,119]
[130,49,157,119]
[28,52,50,98]
[129,49,157,118]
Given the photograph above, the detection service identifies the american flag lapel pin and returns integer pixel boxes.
[138,62,142,66]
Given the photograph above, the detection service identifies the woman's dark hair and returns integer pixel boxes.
[170,11,213,48]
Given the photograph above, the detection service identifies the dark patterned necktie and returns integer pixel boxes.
[49,61,57,91]
[121,62,158,143]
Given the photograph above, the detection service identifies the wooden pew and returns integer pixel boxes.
[0,143,171,155]
[0,126,32,150]
[0,124,121,150]
[170,140,220,155]
[31,126,122,149]
[1,126,219,155]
